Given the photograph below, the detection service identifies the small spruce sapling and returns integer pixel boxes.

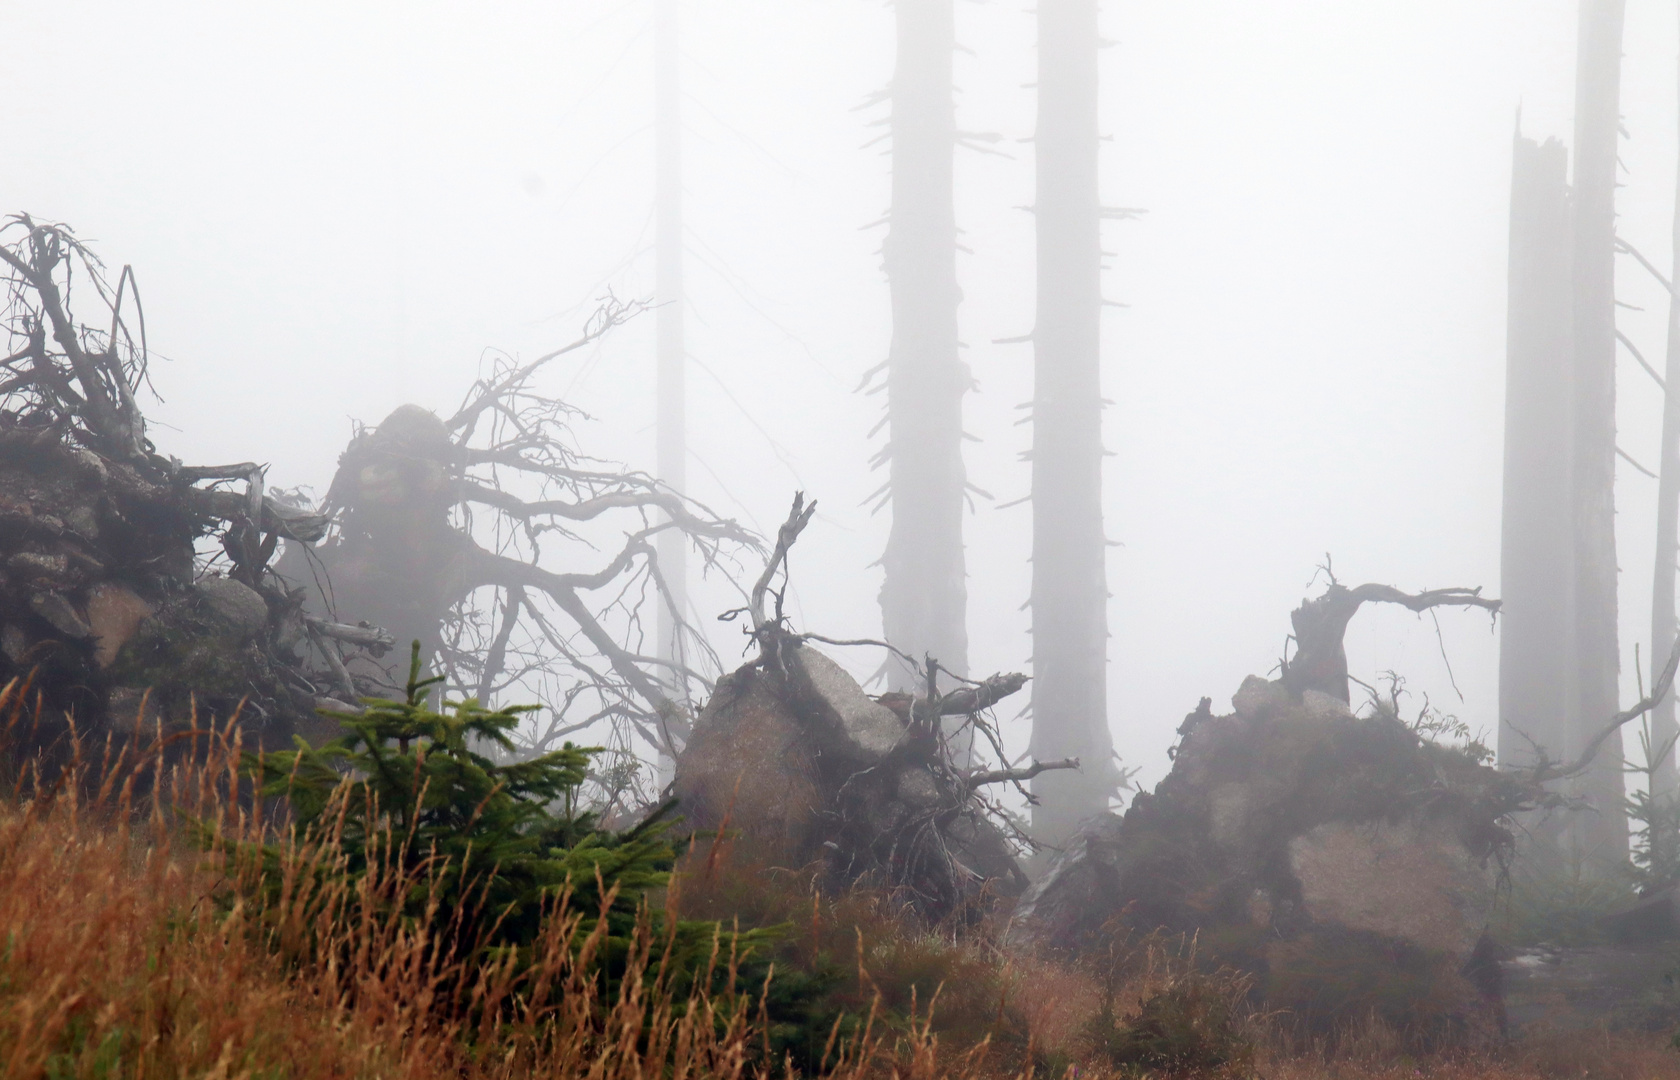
[218,642,732,993]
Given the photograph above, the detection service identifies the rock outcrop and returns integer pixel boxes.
[1008,676,1523,1046]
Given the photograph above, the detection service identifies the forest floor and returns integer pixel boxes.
[1,736,1677,1080]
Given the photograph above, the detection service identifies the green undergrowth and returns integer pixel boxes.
[205,643,776,1026]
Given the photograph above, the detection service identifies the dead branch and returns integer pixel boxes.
[937,672,1029,716]
[444,292,646,437]
[966,757,1079,790]
[1527,642,1680,784]
[1283,579,1501,702]
[0,215,149,460]
[304,617,395,654]
[750,491,817,638]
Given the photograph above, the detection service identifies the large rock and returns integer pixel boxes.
[193,575,270,640]
[86,582,154,668]
[1007,676,1520,1046]
[671,663,823,855]
[672,642,1028,916]
[1289,818,1495,960]
[784,645,905,762]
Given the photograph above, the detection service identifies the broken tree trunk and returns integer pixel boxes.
[655,0,689,729]
[1568,0,1629,866]
[1647,11,1680,827]
[1498,131,1575,798]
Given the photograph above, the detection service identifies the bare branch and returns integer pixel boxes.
[936,672,1029,716]
[1529,643,1680,783]
[966,757,1080,790]
[1284,580,1501,701]
[751,492,817,636]
[304,617,395,654]
[443,294,647,435]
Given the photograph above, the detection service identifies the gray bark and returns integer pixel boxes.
[1029,0,1115,844]
[1568,0,1628,865]
[656,0,689,719]
[1498,132,1574,799]
[879,0,969,688]
[1649,8,1680,820]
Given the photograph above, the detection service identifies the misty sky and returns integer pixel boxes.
[5,1,1679,792]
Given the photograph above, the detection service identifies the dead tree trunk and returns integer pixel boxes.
[1647,11,1680,825]
[1568,0,1629,865]
[1029,0,1114,844]
[655,0,689,722]
[1283,583,1500,703]
[878,0,969,691]
[1498,132,1575,791]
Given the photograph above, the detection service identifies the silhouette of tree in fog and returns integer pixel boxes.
[1027,0,1121,844]
[655,0,689,741]
[1498,131,1573,844]
[1648,6,1680,844]
[1569,0,1629,864]
[1499,0,1631,869]
[869,0,970,693]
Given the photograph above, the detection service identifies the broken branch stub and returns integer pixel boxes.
[1282,582,1501,702]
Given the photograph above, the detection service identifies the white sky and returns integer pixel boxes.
[4,1,1678,793]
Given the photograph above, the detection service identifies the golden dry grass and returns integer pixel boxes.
[3,686,1680,1080]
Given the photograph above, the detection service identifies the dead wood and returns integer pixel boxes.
[675,493,1079,919]
[965,756,1079,790]
[0,218,388,743]
[1282,573,1501,702]
[274,317,757,796]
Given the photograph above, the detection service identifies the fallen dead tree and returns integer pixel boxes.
[0,215,376,743]
[275,313,757,807]
[1006,573,1680,1048]
[672,494,1077,920]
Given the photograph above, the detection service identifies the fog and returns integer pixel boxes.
[5,0,1678,794]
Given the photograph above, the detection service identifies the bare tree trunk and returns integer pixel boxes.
[656,0,689,734]
[1648,8,1680,829]
[880,0,969,690]
[1499,131,1575,806]
[1029,0,1115,845]
[1569,0,1628,866]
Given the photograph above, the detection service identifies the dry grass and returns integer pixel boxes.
[0,685,1014,1080]
[4,687,1680,1080]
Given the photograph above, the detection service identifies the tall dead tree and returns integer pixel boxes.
[655,0,688,713]
[1569,0,1629,863]
[1029,0,1116,844]
[1647,9,1680,823]
[1498,132,1574,797]
[873,0,970,693]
